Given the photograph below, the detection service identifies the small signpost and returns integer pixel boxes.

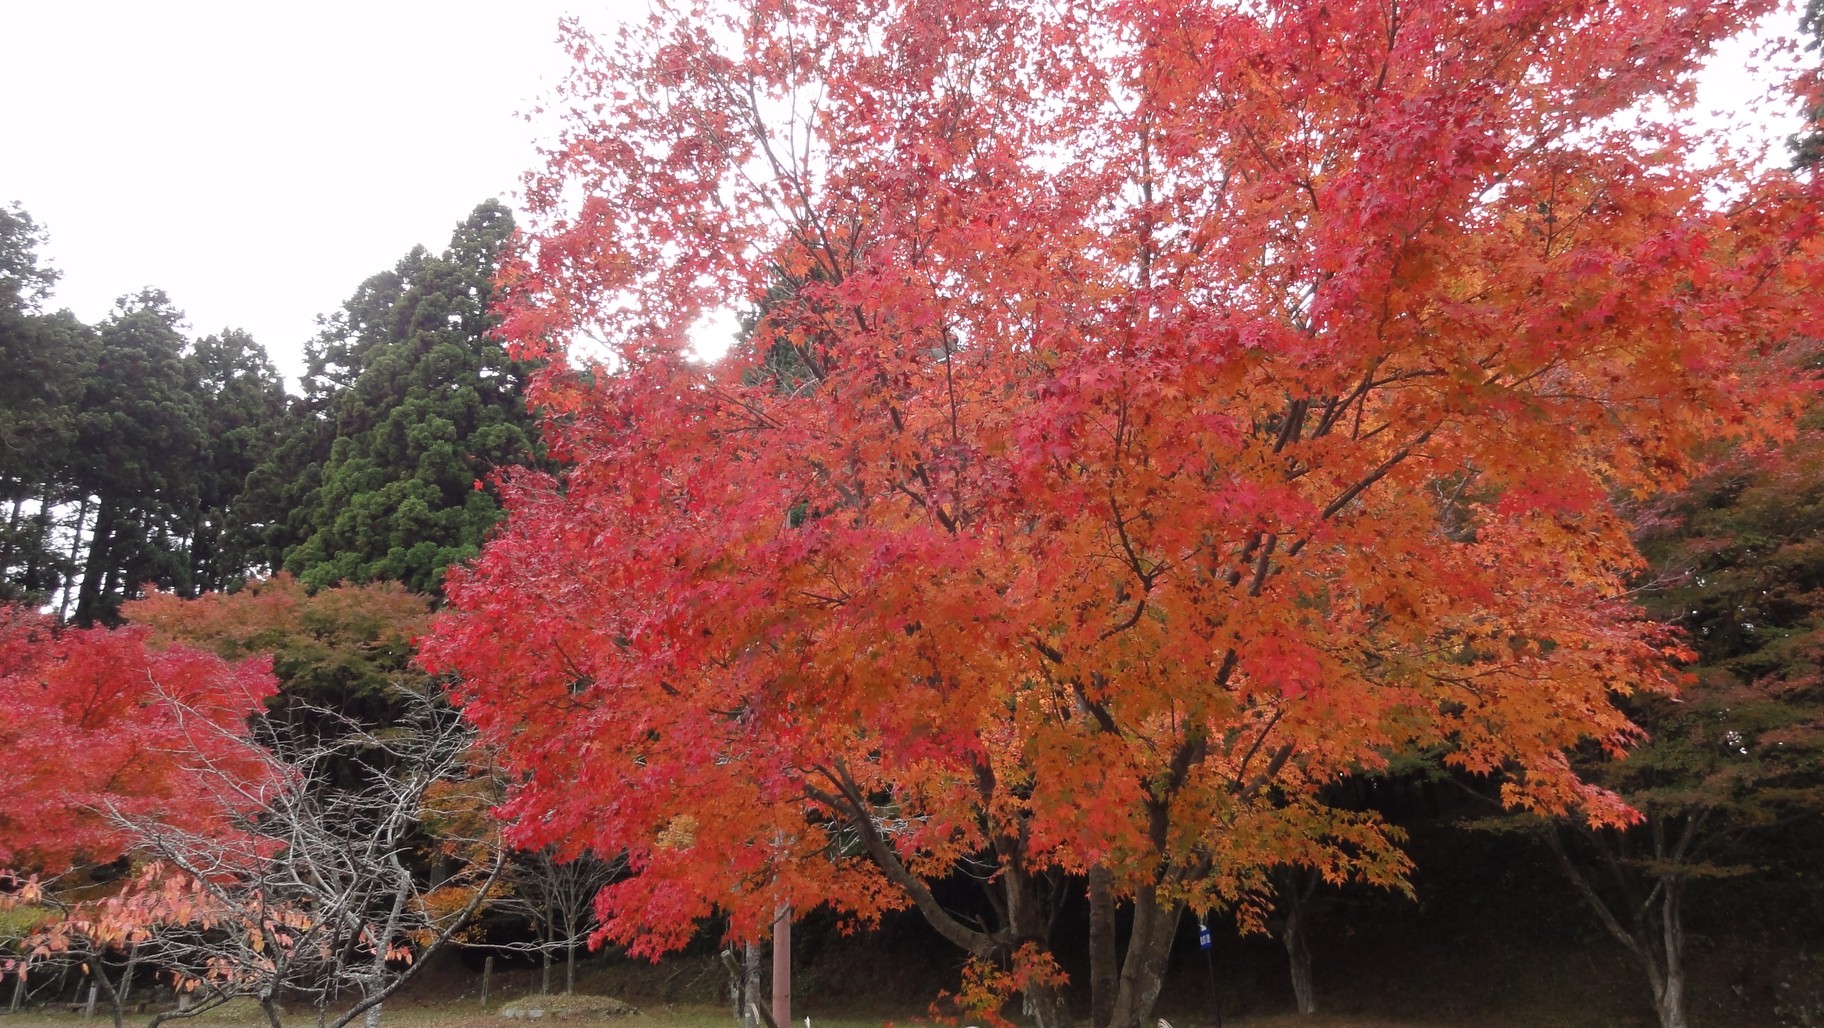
[1197,919,1222,1028]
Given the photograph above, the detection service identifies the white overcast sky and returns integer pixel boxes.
[2,0,638,386]
[1,2,1803,389]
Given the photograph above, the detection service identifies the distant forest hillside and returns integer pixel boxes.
[0,199,540,623]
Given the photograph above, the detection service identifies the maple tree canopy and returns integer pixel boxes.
[0,605,276,874]
[425,0,1823,1022]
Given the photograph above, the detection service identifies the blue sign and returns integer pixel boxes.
[1197,922,1213,951]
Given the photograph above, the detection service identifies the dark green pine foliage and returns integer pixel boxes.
[0,203,95,606]
[0,202,58,312]
[282,200,537,595]
[69,290,210,625]
[1630,415,1824,818]
[1533,413,1824,1028]
[2,206,288,617]
[189,329,290,593]
[1800,0,1824,169]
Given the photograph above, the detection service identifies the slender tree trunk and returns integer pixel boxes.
[565,938,577,996]
[119,939,142,1009]
[1283,898,1316,1016]
[728,950,741,1025]
[1,493,23,574]
[27,495,52,595]
[21,498,46,601]
[1275,866,1318,1017]
[86,960,124,1028]
[73,497,115,625]
[188,503,210,596]
[541,898,553,997]
[58,496,90,620]
[742,942,762,1028]
[1654,876,1689,1028]
[1543,824,1693,1028]
[1088,867,1118,1028]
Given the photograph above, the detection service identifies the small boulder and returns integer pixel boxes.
[498,995,640,1021]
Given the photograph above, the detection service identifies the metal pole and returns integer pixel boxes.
[481,956,494,1007]
[1197,918,1222,1028]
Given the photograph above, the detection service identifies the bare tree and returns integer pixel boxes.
[38,687,504,1028]
[487,850,621,996]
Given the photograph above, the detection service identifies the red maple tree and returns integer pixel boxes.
[0,604,276,874]
[425,0,1824,1023]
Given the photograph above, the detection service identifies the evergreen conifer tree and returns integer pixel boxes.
[278,200,537,594]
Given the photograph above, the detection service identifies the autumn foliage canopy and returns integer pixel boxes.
[0,606,275,874]
[425,0,1823,1021]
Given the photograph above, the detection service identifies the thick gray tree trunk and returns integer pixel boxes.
[1107,887,1181,1028]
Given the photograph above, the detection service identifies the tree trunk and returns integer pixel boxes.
[742,941,762,1028]
[73,497,115,626]
[1283,900,1316,1017]
[1087,867,1118,1028]
[541,897,554,996]
[1653,877,1689,1028]
[19,506,44,599]
[1655,977,1689,1028]
[119,939,141,1009]
[1,493,23,575]
[1107,887,1181,1028]
[1543,824,1695,1028]
[86,962,123,1028]
[999,863,1069,1028]
[58,496,90,621]
[1024,980,1073,1028]
[565,938,577,996]
[1277,867,1317,1017]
